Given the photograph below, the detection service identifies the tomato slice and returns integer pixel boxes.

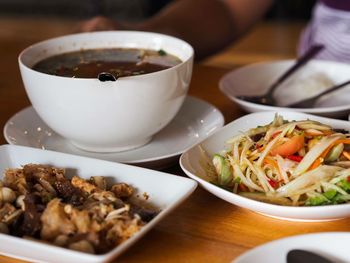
[268,179,278,188]
[270,134,304,157]
[286,155,303,162]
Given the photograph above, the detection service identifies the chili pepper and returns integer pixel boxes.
[286,155,303,162]
[268,179,278,188]
[347,176,350,183]
[239,183,248,192]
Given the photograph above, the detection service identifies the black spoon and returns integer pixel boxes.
[287,79,350,108]
[236,44,324,106]
[287,249,333,263]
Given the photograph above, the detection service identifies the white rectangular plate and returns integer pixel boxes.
[0,145,197,263]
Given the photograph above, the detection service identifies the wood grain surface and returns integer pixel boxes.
[1,17,349,263]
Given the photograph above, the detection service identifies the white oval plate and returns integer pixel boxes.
[234,232,350,263]
[219,60,350,118]
[0,144,197,263]
[180,111,350,221]
[4,96,224,169]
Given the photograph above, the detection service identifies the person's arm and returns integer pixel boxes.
[80,0,272,59]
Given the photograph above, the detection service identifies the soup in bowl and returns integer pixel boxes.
[19,31,194,152]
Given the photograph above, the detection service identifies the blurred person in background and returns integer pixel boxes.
[80,0,350,62]
[298,0,350,63]
[80,0,272,59]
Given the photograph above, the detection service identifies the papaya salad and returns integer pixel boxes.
[203,115,350,206]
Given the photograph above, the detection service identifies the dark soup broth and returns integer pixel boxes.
[32,48,182,78]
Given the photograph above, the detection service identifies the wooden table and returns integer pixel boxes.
[1,17,350,263]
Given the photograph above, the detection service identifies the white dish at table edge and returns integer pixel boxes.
[219,60,350,118]
[4,96,224,169]
[180,111,350,221]
[0,144,197,263]
[233,232,350,263]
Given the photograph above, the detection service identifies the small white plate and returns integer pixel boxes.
[0,144,197,263]
[4,96,224,169]
[180,111,350,221]
[234,232,350,263]
[219,60,350,118]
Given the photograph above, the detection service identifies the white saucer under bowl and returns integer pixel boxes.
[4,96,224,169]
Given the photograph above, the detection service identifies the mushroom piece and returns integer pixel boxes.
[3,209,23,224]
[0,203,16,221]
[0,187,16,203]
[68,240,95,254]
[111,183,134,199]
[90,176,107,190]
[16,195,25,210]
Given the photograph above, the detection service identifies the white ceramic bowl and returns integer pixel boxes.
[19,31,194,152]
[0,144,197,263]
[180,111,350,221]
[219,60,350,118]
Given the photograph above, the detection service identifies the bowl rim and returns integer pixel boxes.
[18,30,194,81]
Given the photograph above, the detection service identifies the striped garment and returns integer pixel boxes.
[298,2,350,63]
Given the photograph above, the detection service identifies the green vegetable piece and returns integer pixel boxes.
[331,193,348,204]
[234,177,241,184]
[158,49,167,56]
[212,154,232,186]
[305,195,329,206]
[338,179,350,192]
[325,143,344,162]
[323,189,337,200]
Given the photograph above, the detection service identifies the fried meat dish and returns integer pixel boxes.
[0,164,157,254]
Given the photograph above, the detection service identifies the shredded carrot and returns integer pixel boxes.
[307,138,348,171]
[306,144,333,171]
[315,139,350,160]
[320,144,334,159]
[343,151,350,161]
[309,157,324,170]
[334,139,350,145]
